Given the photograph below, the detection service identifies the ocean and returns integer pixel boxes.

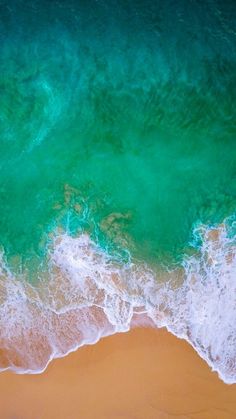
[0,0,235,383]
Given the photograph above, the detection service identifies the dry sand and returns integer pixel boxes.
[0,327,236,419]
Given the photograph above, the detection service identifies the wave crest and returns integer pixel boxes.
[0,223,235,384]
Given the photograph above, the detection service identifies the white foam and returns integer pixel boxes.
[165,223,236,384]
[0,224,235,383]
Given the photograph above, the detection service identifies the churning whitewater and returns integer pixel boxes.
[0,220,235,384]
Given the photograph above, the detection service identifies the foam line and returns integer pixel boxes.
[0,223,235,384]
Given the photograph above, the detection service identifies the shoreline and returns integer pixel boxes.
[0,327,236,419]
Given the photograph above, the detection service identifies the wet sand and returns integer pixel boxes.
[1,328,236,419]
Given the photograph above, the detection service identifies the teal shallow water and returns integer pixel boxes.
[0,0,235,270]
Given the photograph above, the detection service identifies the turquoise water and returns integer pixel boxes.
[0,0,235,379]
[0,0,235,265]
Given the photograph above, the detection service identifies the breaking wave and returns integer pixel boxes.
[0,220,235,384]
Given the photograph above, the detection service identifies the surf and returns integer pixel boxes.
[0,219,235,384]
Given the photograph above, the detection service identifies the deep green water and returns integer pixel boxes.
[0,0,236,269]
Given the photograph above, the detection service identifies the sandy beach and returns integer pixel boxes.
[0,327,236,419]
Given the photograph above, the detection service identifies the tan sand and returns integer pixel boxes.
[0,327,236,419]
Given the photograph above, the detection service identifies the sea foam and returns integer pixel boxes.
[0,222,235,383]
